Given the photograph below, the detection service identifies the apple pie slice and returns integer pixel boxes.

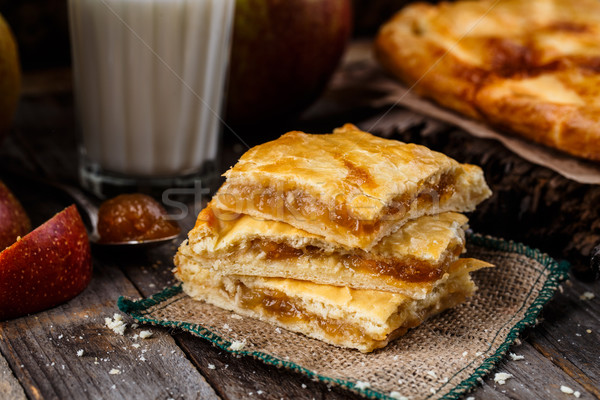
[177,201,472,299]
[215,124,491,250]
[174,257,489,352]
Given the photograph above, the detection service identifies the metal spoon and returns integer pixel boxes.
[50,181,181,248]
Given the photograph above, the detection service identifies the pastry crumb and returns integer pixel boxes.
[355,381,370,390]
[105,314,127,336]
[229,339,246,351]
[579,292,595,300]
[575,391,581,398]
[389,391,408,400]
[77,349,84,357]
[139,330,153,339]
[560,385,574,394]
[509,353,524,361]
[494,372,513,385]
[207,363,215,370]
[109,368,121,375]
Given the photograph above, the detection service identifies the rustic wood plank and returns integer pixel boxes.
[528,278,600,397]
[0,352,26,400]
[0,259,219,400]
[479,341,592,399]
[176,335,367,400]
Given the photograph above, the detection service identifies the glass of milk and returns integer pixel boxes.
[68,0,235,197]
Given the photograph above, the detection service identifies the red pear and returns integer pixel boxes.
[0,180,31,250]
[0,205,92,320]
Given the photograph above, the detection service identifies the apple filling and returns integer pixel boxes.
[174,262,478,352]
[249,239,463,283]
[217,173,457,237]
[236,283,372,342]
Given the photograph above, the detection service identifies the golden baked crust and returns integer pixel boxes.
[375,0,600,161]
[177,201,475,298]
[175,257,485,352]
[215,124,491,250]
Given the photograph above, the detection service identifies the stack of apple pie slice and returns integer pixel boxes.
[174,124,493,352]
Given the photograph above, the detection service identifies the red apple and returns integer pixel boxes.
[226,0,353,126]
[0,205,92,320]
[0,180,31,250]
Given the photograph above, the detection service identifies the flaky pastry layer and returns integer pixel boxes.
[180,202,472,298]
[215,124,491,250]
[375,0,600,161]
[175,258,487,352]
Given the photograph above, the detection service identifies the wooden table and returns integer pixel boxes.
[1,44,600,400]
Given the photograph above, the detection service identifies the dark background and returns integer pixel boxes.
[0,0,431,71]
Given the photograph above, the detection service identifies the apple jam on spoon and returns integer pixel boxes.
[46,181,181,247]
[96,194,180,245]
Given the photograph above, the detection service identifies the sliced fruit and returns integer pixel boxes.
[0,205,92,320]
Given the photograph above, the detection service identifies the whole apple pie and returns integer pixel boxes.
[375,0,600,161]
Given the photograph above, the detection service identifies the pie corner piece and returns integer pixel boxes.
[374,0,600,161]
[215,123,491,250]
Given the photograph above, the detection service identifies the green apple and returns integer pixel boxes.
[226,0,352,126]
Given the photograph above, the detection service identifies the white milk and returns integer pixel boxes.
[68,0,235,178]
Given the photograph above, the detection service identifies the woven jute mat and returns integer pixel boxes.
[119,234,569,400]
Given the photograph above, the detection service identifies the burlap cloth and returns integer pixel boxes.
[119,234,569,400]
